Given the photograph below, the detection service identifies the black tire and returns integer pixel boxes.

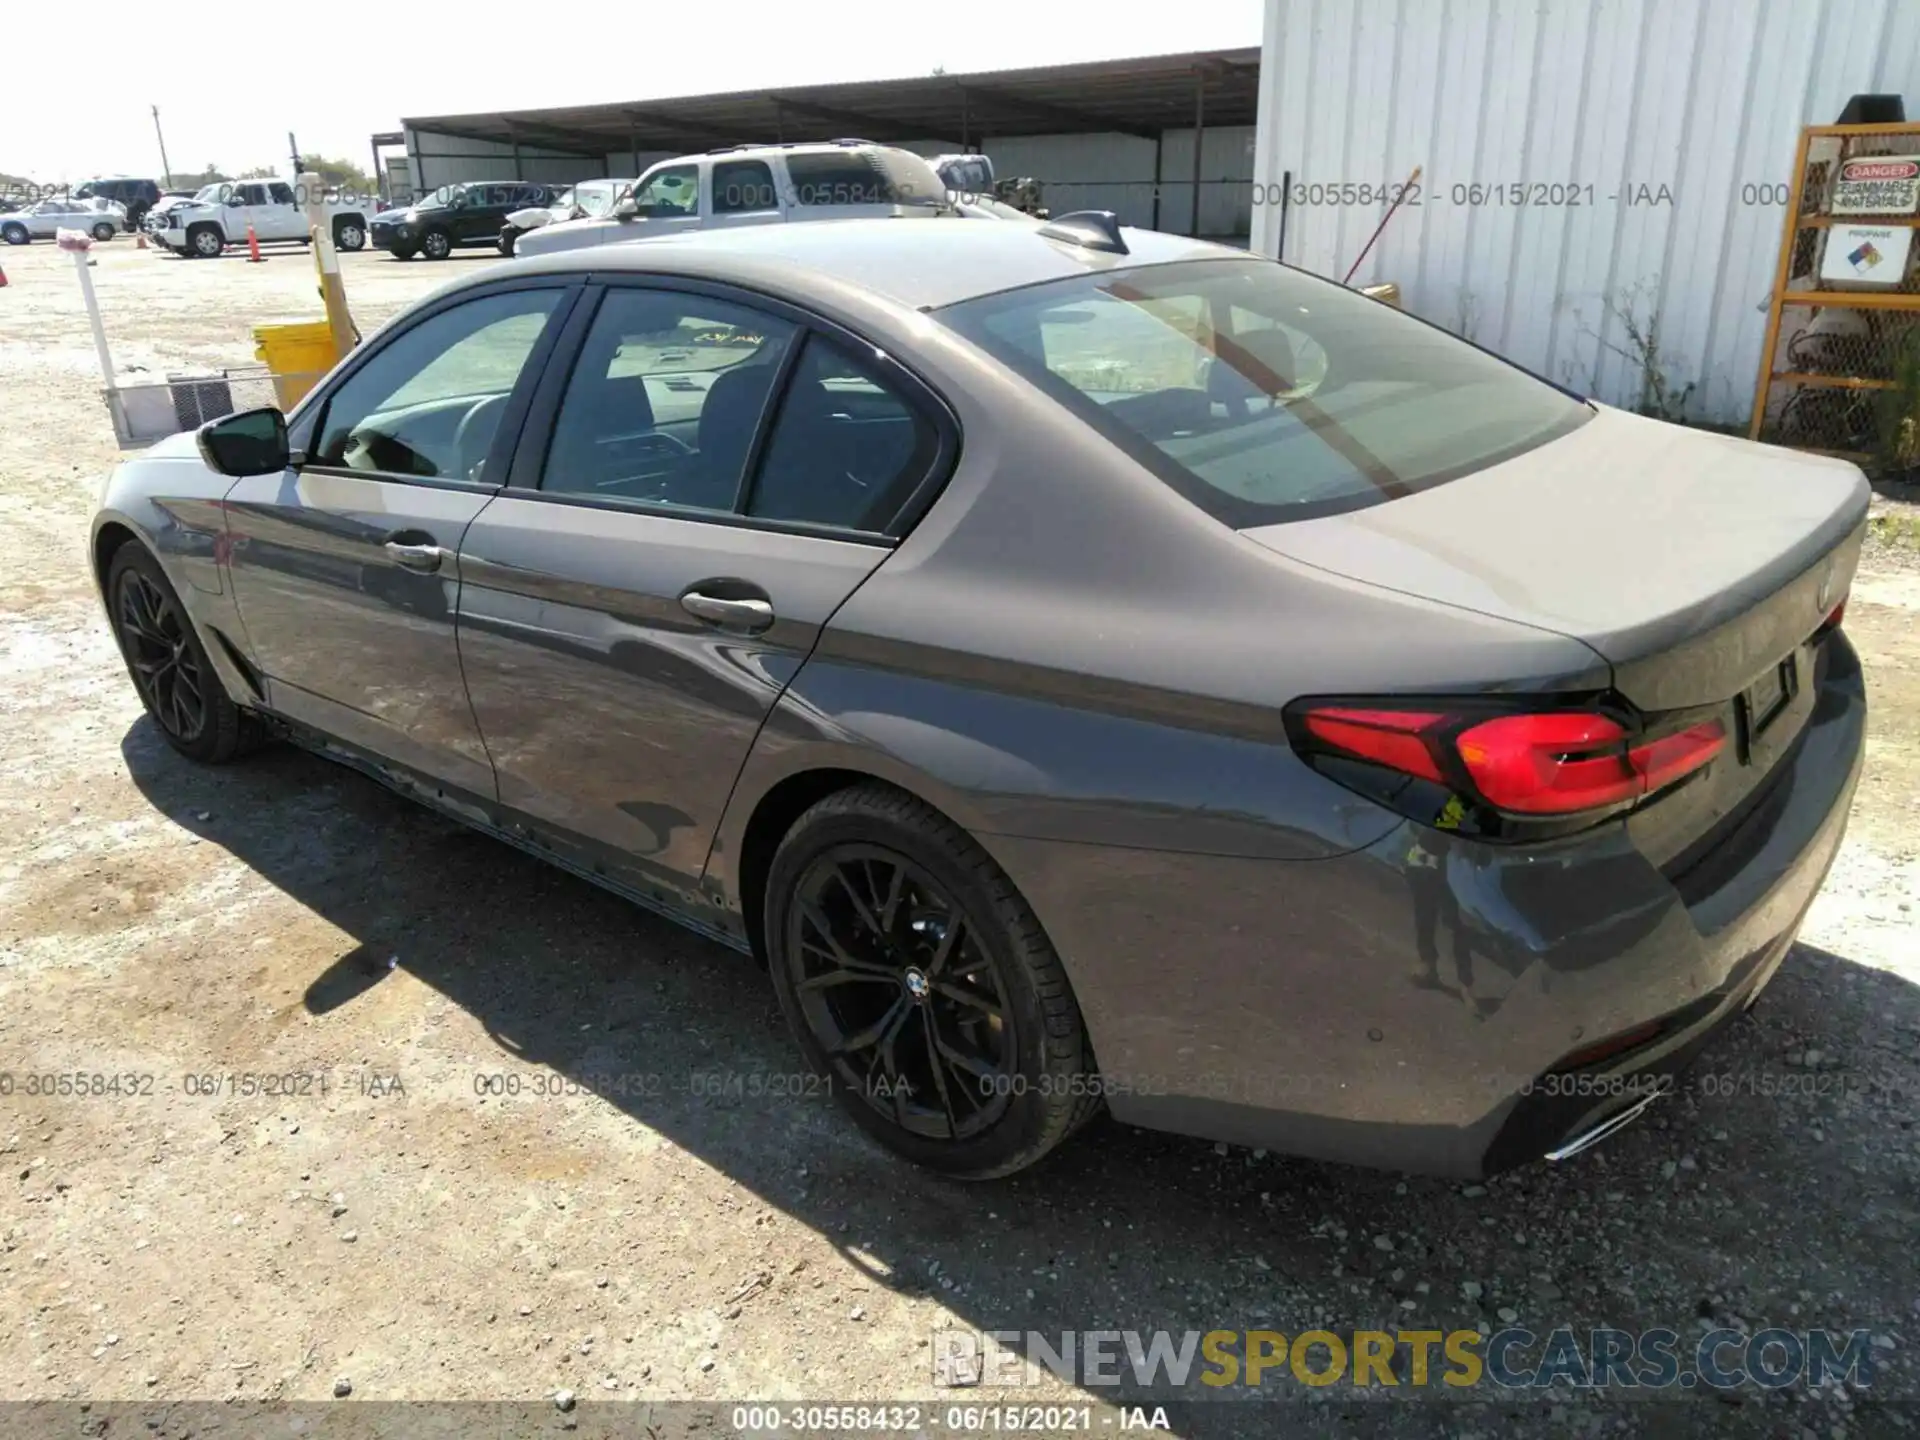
[186,223,224,259]
[387,245,418,261]
[333,217,367,251]
[764,783,1099,1179]
[2,222,28,246]
[91,221,116,243]
[106,545,257,764]
[498,226,518,257]
[420,228,453,261]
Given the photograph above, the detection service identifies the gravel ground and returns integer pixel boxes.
[0,236,1917,1439]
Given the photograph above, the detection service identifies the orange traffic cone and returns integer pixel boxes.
[0,264,7,287]
[136,231,147,249]
[246,223,264,263]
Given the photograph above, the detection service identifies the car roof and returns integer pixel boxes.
[506,217,1247,311]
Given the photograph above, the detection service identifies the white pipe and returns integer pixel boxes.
[69,240,125,441]
[72,245,115,389]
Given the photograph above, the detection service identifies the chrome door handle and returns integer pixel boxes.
[680,590,774,633]
[384,541,445,573]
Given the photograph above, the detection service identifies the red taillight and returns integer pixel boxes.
[1629,720,1727,793]
[1456,712,1638,814]
[1822,597,1846,632]
[1301,708,1446,783]
[1298,704,1727,819]
[1458,711,1725,815]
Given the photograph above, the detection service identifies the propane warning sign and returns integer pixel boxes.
[1820,224,1914,286]
[1830,155,1920,215]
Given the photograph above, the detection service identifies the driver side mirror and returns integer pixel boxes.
[614,196,640,220]
[197,407,288,477]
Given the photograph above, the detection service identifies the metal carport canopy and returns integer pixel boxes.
[399,47,1261,158]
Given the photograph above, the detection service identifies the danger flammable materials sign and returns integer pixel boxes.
[1829,155,1920,216]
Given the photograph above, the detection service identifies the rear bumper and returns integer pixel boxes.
[985,633,1866,1178]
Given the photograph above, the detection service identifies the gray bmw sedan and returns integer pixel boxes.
[92,213,1867,1180]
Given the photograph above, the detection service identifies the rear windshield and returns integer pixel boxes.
[785,150,946,209]
[939,258,1590,525]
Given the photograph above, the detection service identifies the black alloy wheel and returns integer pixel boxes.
[116,566,206,745]
[789,843,1016,1143]
[766,783,1100,1178]
[106,545,255,763]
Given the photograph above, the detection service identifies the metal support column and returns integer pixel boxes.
[508,121,524,181]
[1151,131,1164,230]
[1189,68,1206,238]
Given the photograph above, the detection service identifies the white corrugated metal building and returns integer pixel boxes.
[1252,0,1920,423]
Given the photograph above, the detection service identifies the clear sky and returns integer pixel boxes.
[7,0,1261,182]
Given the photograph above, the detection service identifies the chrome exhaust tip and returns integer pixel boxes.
[1543,1090,1661,1163]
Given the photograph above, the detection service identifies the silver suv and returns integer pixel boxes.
[515,141,952,258]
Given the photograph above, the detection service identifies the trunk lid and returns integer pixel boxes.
[1241,405,1869,711]
[1242,406,1869,870]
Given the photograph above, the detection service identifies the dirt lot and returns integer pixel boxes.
[0,235,1917,1439]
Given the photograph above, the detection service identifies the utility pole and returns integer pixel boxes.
[151,105,173,188]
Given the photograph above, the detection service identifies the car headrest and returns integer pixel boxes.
[698,363,778,487]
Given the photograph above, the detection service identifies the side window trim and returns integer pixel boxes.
[289,279,583,490]
[503,273,959,540]
[504,281,610,491]
[729,327,810,511]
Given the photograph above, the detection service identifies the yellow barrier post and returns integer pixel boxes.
[300,170,356,364]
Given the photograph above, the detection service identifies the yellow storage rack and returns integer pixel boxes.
[1749,120,1920,469]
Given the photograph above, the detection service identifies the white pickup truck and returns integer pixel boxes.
[144,178,374,259]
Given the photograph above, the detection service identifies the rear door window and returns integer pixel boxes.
[941,259,1590,525]
[539,288,796,512]
[713,160,778,215]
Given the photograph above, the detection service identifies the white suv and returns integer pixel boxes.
[516,141,953,258]
[146,178,374,259]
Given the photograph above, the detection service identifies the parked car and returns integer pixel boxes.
[951,192,1042,221]
[499,178,632,255]
[92,215,1868,1182]
[73,176,162,230]
[146,178,373,258]
[1,196,123,244]
[931,153,1047,220]
[516,142,952,258]
[371,182,559,260]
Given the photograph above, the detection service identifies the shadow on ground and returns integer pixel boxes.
[122,718,1920,1437]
